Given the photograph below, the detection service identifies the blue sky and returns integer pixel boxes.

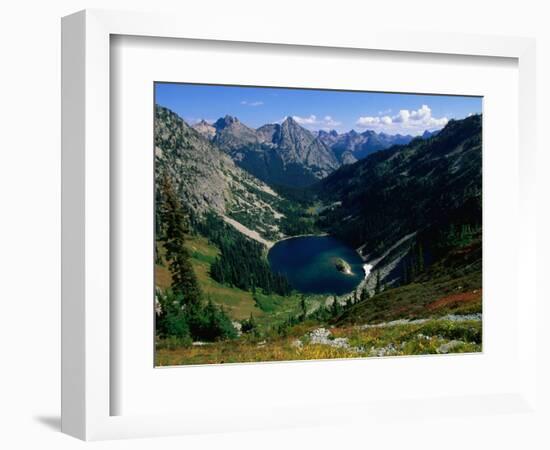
[155,83,482,136]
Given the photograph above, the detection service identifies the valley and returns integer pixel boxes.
[154,99,482,366]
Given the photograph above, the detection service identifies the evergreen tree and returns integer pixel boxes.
[159,174,201,307]
[241,313,258,334]
[155,289,190,341]
[156,177,236,342]
[331,296,342,317]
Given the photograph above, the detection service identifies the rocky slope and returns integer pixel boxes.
[192,119,216,139]
[155,106,285,243]
[274,117,339,176]
[210,116,340,188]
[213,115,259,151]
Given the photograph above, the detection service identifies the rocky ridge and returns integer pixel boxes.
[155,106,285,243]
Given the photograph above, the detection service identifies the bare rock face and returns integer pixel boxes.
[273,117,339,177]
[211,116,340,187]
[213,115,259,150]
[338,150,357,165]
[256,123,279,143]
[192,119,216,139]
[155,106,232,215]
[317,129,339,147]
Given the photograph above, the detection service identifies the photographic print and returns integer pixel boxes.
[154,83,482,366]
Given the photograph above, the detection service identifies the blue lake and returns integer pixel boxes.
[267,235,365,295]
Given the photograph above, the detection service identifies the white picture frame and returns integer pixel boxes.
[61,9,538,441]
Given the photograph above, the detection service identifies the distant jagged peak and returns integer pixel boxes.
[214,115,241,130]
[256,123,280,143]
[192,119,216,139]
[282,115,298,126]
[256,122,279,133]
[318,129,339,137]
[280,115,316,137]
[361,129,376,137]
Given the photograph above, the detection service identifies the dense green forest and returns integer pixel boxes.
[196,213,292,296]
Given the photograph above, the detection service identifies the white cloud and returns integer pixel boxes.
[393,110,408,123]
[292,114,318,125]
[240,100,264,106]
[292,114,342,129]
[356,116,383,126]
[323,115,342,127]
[356,104,448,135]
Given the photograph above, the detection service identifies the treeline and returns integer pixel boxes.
[278,291,367,336]
[401,241,426,286]
[240,180,319,237]
[278,207,317,236]
[155,175,237,343]
[399,222,481,286]
[240,293,362,340]
[275,188,319,236]
[196,213,292,296]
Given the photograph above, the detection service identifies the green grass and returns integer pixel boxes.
[156,317,482,366]
[337,275,481,325]
[156,234,303,323]
[253,292,294,313]
[156,235,258,320]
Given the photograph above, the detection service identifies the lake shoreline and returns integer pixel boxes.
[269,232,329,249]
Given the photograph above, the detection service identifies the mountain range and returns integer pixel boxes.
[317,128,419,163]
[316,114,481,289]
[191,114,440,188]
[318,114,481,248]
[156,103,482,304]
[155,106,286,244]
[155,102,482,363]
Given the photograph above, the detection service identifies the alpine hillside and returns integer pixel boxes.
[155,106,287,244]
[316,114,482,294]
